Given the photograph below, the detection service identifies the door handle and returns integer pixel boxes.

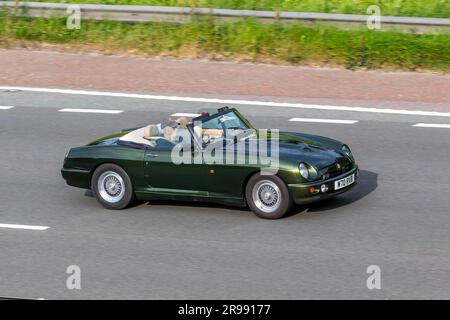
[146,153,159,158]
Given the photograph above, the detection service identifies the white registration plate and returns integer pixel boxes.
[334,174,355,191]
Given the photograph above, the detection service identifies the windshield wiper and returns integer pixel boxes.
[226,126,247,131]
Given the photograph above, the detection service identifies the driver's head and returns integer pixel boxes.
[161,118,178,140]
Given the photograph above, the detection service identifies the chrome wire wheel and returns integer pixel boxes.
[97,171,125,204]
[251,180,282,214]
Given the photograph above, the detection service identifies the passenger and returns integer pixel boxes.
[173,117,192,144]
[175,117,190,128]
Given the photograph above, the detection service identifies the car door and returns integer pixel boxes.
[200,144,258,199]
[143,139,208,196]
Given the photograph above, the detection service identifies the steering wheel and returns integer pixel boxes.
[202,134,211,145]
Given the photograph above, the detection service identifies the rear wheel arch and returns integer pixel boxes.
[89,161,127,187]
[89,162,108,187]
[91,163,135,210]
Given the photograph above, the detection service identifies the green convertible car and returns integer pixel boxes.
[62,107,358,219]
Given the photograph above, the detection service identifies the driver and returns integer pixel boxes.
[159,118,178,141]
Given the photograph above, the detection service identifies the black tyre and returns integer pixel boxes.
[245,174,293,219]
[91,164,134,210]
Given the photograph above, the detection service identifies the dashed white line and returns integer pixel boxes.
[289,118,358,124]
[2,86,450,118]
[413,123,450,129]
[0,223,50,231]
[59,108,123,114]
[171,113,201,118]
[0,106,14,110]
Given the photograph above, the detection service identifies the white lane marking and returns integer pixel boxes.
[0,223,50,231]
[59,108,123,114]
[1,86,450,118]
[289,118,358,124]
[171,113,201,118]
[413,123,450,129]
[0,106,14,110]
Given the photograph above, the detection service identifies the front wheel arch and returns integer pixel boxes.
[243,171,290,203]
[242,170,262,202]
[244,172,293,219]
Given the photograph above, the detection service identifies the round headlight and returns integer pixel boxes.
[299,162,309,179]
[341,145,354,160]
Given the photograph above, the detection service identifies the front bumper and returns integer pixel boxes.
[288,166,359,205]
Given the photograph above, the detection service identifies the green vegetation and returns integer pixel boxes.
[25,0,450,18]
[1,12,449,72]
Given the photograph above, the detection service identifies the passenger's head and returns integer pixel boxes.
[176,117,190,128]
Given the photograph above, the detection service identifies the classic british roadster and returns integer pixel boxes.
[62,107,358,219]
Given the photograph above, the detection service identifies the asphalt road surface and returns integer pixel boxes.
[0,88,450,299]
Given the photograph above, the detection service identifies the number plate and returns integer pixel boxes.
[334,174,355,191]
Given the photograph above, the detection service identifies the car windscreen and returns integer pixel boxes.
[194,111,252,148]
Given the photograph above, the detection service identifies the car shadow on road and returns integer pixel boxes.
[286,170,378,218]
[143,199,249,213]
[85,189,247,212]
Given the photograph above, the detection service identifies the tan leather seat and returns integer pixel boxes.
[143,125,160,140]
[119,127,150,145]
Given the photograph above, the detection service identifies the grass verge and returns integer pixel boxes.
[1,13,449,72]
